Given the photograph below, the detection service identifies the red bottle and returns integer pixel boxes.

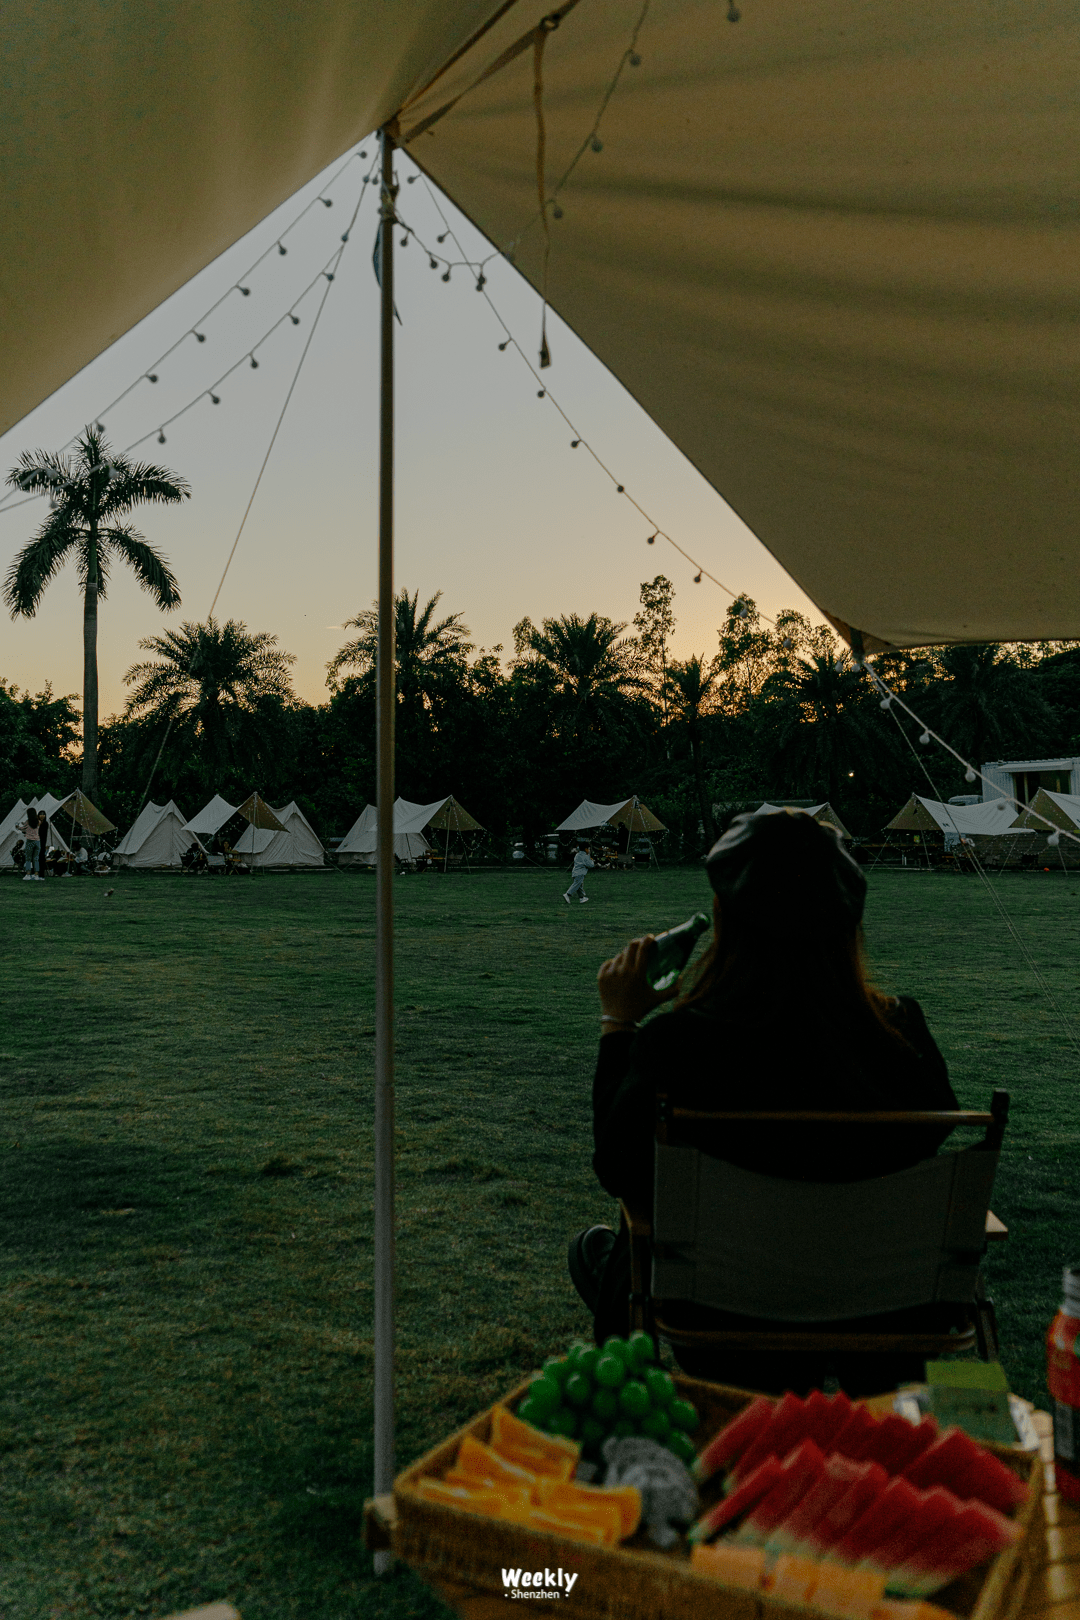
[1048,1266,1080,1505]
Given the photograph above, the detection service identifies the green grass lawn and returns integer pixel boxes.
[1,865,1078,1619]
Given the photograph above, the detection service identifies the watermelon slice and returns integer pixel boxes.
[803,1461,889,1555]
[768,1453,865,1555]
[687,1454,784,1544]
[808,1390,854,1453]
[734,1440,827,1545]
[693,1395,773,1484]
[902,1428,1028,1515]
[830,1406,881,1463]
[857,1487,960,1577]
[886,1501,1020,1597]
[831,1477,925,1567]
[860,1415,937,1477]
[734,1391,807,1480]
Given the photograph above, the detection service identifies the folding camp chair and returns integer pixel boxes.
[623,1090,1009,1366]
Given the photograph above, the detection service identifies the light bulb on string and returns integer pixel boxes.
[590,137,603,153]
[965,768,977,782]
[498,340,510,351]
[400,235,409,247]
[95,422,105,433]
[407,175,417,184]
[194,331,206,342]
[429,258,438,270]
[239,286,250,296]
[1048,831,1062,847]
[341,232,350,243]
[209,392,221,405]
[629,50,642,65]
[289,314,300,325]
[324,271,335,281]
[437,233,448,244]
[277,243,287,256]
[249,355,259,368]
[147,373,158,383]
[475,274,486,291]
[359,149,368,158]
[647,534,656,544]
[553,205,564,219]
[693,572,702,583]
[320,197,333,208]
[537,389,546,398]
[570,439,580,448]
[158,429,166,444]
[879,697,892,710]
[616,484,625,493]
[442,268,452,282]
[919,730,931,745]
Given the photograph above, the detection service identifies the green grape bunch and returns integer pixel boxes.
[515,1333,698,1464]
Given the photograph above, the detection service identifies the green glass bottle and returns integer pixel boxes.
[646,912,710,991]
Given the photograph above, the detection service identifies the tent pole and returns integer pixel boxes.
[373,123,397,1569]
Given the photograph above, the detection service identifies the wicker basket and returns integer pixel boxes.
[387,1376,1041,1620]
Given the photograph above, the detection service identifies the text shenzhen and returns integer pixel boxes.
[502,1567,579,1600]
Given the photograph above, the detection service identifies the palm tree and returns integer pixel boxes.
[4,428,188,796]
[765,653,870,804]
[124,617,296,788]
[930,644,1054,766]
[522,613,643,737]
[328,589,472,710]
[664,655,719,842]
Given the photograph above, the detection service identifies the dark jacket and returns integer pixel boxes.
[593,995,958,1208]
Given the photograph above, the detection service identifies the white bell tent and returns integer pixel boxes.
[887,794,1022,849]
[182,795,239,840]
[232,802,325,868]
[0,800,29,867]
[114,801,200,869]
[338,802,432,866]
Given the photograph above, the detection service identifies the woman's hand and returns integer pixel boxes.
[597,935,677,1027]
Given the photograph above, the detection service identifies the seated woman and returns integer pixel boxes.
[568,809,961,1396]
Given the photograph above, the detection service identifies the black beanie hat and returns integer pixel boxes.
[705,808,866,930]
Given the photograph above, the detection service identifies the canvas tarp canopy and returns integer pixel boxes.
[556,798,666,834]
[0,800,29,867]
[887,795,1022,838]
[52,789,116,835]
[235,794,287,833]
[183,796,238,839]
[1010,787,1080,833]
[754,802,852,839]
[233,802,325,867]
[114,801,198,868]
[4,3,1080,650]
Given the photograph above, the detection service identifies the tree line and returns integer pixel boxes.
[4,431,1079,853]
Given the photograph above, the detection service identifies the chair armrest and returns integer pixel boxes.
[619,1196,651,1239]
[985,1210,1008,1241]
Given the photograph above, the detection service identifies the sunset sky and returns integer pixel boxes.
[0,139,821,719]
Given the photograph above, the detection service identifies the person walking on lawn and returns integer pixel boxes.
[564,841,594,905]
[19,808,41,881]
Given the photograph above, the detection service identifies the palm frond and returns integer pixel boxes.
[103,525,181,609]
[3,517,79,617]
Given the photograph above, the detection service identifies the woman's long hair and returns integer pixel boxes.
[678,811,907,1050]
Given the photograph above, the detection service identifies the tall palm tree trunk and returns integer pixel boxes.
[690,731,714,843]
[82,534,99,797]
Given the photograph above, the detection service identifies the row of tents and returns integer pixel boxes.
[885,791,1080,865]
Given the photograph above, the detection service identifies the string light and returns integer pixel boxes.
[95,422,105,433]
[537,389,546,398]
[629,51,643,65]
[341,232,350,243]
[646,533,656,543]
[147,373,159,383]
[195,332,206,343]
[498,340,510,351]
[693,572,702,583]
[320,197,333,208]
[277,243,287,256]
[553,206,564,220]
[158,429,166,443]
[289,314,300,326]
[1048,831,1062,846]
[591,138,603,153]
[965,767,977,782]
[324,271,335,282]
[209,392,221,405]
[919,730,931,745]
[616,484,625,493]
[442,268,451,282]
[239,286,251,297]
[249,355,259,368]
[570,439,580,447]
[880,697,892,710]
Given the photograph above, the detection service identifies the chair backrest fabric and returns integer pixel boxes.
[651,1144,998,1322]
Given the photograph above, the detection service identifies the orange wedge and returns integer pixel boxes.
[534,1477,641,1539]
[526,1506,615,1545]
[813,1564,887,1620]
[443,1470,532,1506]
[457,1434,538,1489]
[493,1405,580,1471]
[414,1478,532,1521]
[690,1542,766,1591]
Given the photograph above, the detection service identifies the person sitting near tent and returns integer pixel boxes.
[563,841,594,905]
[18,809,41,881]
[567,809,961,1396]
[71,844,90,875]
